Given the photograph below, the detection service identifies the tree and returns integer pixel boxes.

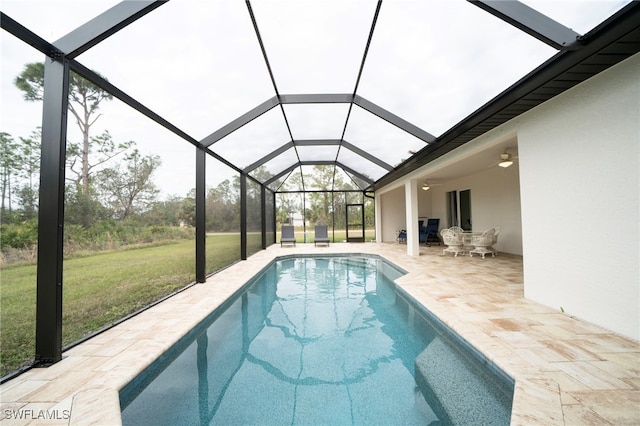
[275,192,299,225]
[16,129,41,219]
[248,166,274,185]
[0,132,19,223]
[206,178,240,232]
[64,184,110,228]
[143,195,194,227]
[63,131,134,228]
[67,130,134,189]
[276,170,303,225]
[304,165,359,226]
[305,165,336,224]
[96,149,161,220]
[15,62,113,196]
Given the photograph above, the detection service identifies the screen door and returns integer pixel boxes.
[346,204,365,242]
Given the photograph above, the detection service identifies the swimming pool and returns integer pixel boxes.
[120,255,513,425]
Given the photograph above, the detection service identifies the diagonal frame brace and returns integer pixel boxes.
[244,141,294,173]
[54,1,167,59]
[469,0,582,50]
[202,96,280,147]
[353,95,436,143]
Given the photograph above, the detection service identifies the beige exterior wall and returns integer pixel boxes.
[518,53,639,340]
[376,52,639,340]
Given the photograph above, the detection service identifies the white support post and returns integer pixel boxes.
[405,179,420,256]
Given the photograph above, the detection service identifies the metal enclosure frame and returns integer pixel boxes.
[0,1,638,370]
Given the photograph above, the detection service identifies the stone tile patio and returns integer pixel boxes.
[1,242,638,425]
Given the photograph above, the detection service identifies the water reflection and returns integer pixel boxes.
[121,257,512,426]
[191,257,436,425]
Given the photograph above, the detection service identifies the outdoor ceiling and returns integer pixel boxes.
[1,0,635,193]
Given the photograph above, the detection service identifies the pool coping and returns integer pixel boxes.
[1,243,638,425]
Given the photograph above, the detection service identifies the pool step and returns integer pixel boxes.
[414,338,513,425]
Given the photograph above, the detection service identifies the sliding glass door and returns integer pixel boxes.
[447,189,472,230]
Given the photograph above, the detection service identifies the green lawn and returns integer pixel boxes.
[0,234,242,377]
[0,230,375,377]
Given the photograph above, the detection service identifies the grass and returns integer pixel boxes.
[0,230,375,377]
[0,234,241,377]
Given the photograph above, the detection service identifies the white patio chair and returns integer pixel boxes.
[490,227,500,256]
[469,228,496,259]
[449,226,470,250]
[441,229,466,257]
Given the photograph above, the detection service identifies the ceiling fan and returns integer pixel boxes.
[420,180,443,191]
[490,151,518,168]
[498,152,515,167]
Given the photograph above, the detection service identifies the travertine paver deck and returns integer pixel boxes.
[1,243,638,425]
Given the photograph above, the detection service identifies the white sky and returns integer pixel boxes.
[0,0,630,197]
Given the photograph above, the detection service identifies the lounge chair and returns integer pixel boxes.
[424,218,441,246]
[314,225,330,246]
[280,225,297,247]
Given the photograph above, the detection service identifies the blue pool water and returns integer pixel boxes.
[120,255,513,425]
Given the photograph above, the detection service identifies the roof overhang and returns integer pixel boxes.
[374,1,640,190]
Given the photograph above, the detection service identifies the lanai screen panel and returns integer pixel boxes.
[283,104,351,141]
[344,105,427,167]
[299,165,337,192]
[246,178,263,257]
[280,167,305,192]
[0,29,46,378]
[336,148,389,183]
[357,0,557,137]
[252,150,300,184]
[265,188,276,245]
[210,107,290,171]
[296,145,340,163]
[249,0,379,93]
[333,167,362,191]
[343,170,373,192]
[74,0,274,141]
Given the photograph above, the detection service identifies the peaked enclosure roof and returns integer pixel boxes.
[2,0,639,193]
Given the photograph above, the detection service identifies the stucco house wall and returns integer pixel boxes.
[376,52,639,341]
[378,187,406,242]
[518,53,639,340]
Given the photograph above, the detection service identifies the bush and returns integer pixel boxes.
[1,219,193,266]
[0,219,38,249]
